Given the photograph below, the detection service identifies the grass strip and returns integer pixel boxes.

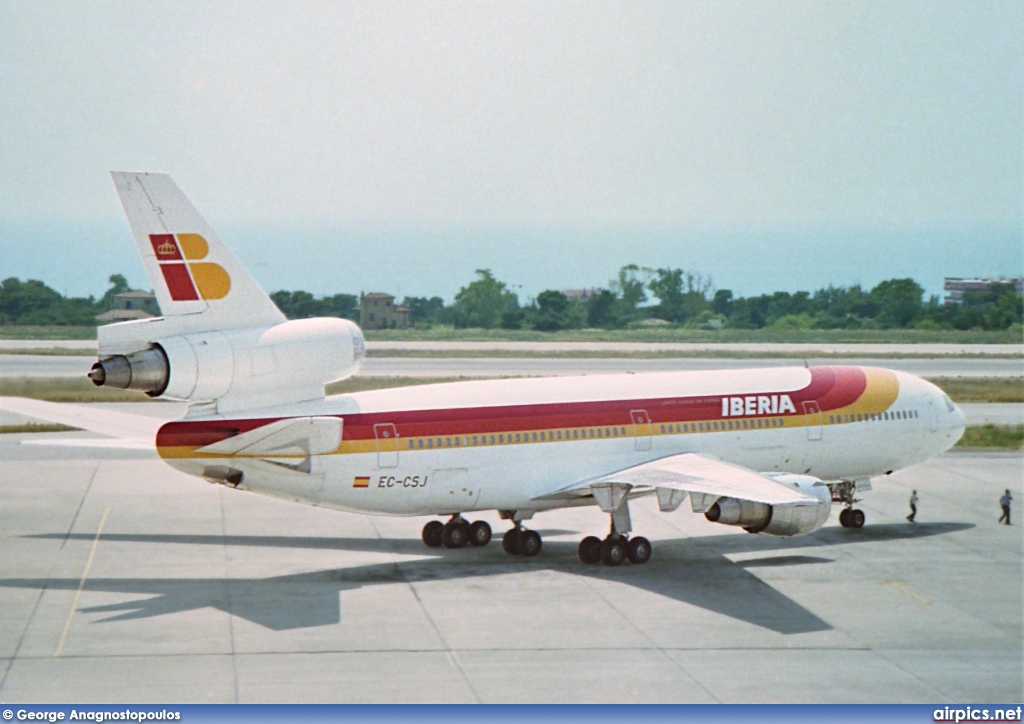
[3,325,1021,344]
[0,377,153,402]
[2,375,1021,403]
[361,348,1022,360]
[326,376,480,394]
[0,423,79,434]
[955,425,1024,450]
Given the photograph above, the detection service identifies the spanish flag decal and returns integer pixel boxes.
[353,476,370,488]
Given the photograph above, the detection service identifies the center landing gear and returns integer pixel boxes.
[501,524,542,557]
[421,516,492,548]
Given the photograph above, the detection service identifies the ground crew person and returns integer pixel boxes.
[907,490,918,523]
[999,489,1012,525]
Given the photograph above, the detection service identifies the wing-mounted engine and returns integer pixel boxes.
[88,317,365,413]
[704,473,832,536]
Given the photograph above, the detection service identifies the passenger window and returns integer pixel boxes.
[557,430,562,440]
[417,439,424,449]
[445,437,451,447]
[660,424,665,434]
[427,439,433,449]
[540,431,546,441]
[490,435,496,444]
[532,432,538,441]
[573,429,579,439]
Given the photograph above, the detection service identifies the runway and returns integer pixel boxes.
[0,430,1020,702]
[3,354,1022,378]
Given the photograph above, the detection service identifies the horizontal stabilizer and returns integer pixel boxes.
[0,397,169,441]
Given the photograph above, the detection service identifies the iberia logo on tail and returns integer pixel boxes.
[149,233,231,301]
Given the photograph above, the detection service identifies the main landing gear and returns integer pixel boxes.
[578,485,652,566]
[421,516,492,549]
[832,482,866,529]
[577,534,651,566]
[839,507,866,529]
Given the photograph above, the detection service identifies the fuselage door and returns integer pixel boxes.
[926,397,939,432]
[630,409,652,451]
[374,422,399,468]
[802,401,823,441]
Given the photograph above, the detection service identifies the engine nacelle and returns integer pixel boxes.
[704,473,832,536]
[89,317,365,412]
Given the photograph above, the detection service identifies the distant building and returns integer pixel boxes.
[563,288,599,302]
[943,277,1023,306]
[96,289,159,323]
[357,292,410,330]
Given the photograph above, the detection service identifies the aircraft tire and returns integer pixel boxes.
[626,536,652,565]
[469,520,492,547]
[422,520,444,547]
[578,536,602,564]
[600,538,626,567]
[502,529,520,555]
[442,521,469,548]
[839,508,851,527]
[518,529,542,557]
[849,509,866,528]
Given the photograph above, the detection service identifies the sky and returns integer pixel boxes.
[0,1,1021,301]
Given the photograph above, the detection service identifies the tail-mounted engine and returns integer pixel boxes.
[89,317,365,412]
[704,473,832,536]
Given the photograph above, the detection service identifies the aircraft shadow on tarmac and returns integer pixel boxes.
[11,522,972,635]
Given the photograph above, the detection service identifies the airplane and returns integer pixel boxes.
[1,172,967,568]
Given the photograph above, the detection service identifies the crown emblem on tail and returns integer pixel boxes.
[157,240,177,256]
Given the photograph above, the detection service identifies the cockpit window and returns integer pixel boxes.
[943,395,955,412]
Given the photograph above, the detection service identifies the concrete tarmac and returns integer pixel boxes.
[0,433,1020,703]
[3,354,1023,378]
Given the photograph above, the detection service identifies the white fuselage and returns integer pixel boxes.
[158,365,965,518]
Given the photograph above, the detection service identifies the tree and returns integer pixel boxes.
[871,278,924,328]
[586,289,618,328]
[647,267,712,323]
[402,296,447,327]
[98,274,130,311]
[451,269,519,329]
[533,290,571,331]
[609,264,649,325]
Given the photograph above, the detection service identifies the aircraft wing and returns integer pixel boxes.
[535,452,817,510]
[0,397,168,443]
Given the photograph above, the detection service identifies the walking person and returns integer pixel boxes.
[998,489,1012,525]
[907,490,918,523]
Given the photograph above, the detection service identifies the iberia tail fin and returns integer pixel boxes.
[110,172,284,331]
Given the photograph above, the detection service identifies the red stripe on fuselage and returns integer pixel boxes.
[156,366,869,449]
